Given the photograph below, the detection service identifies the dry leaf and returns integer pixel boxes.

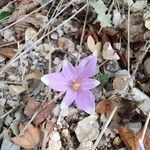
[24,97,40,117]
[33,101,56,126]
[113,77,127,92]
[58,37,75,52]
[0,48,16,58]
[102,42,120,60]
[118,125,138,150]
[87,35,102,55]
[137,127,150,150]
[15,16,42,39]
[7,0,39,24]
[119,15,145,42]
[145,20,150,30]
[96,99,118,118]
[25,69,43,80]
[12,123,42,149]
[143,58,150,75]
[41,120,54,135]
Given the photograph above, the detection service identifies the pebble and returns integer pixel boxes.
[5,115,13,126]
[0,98,6,107]
[9,85,26,96]
[126,122,142,134]
[50,131,61,142]
[51,33,58,40]
[8,74,18,81]
[0,84,8,90]
[47,140,62,150]
[53,57,60,65]
[131,88,150,115]
[0,55,5,62]
[75,113,99,142]
[77,140,93,150]
[25,27,37,43]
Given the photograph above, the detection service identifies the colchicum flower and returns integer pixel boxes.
[41,54,100,114]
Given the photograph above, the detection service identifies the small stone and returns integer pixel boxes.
[53,57,60,65]
[61,129,69,137]
[131,1,147,12]
[2,29,14,41]
[9,85,26,96]
[126,122,142,134]
[131,88,150,115]
[75,113,99,142]
[0,83,8,90]
[0,98,6,107]
[51,33,58,40]
[113,136,121,146]
[52,105,60,117]
[50,131,61,142]
[48,140,62,150]
[1,139,20,150]
[8,75,18,81]
[5,115,13,126]
[0,55,5,62]
[25,27,37,44]
[78,140,93,150]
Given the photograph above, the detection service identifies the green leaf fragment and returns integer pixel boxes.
[0,11,10,20]
[90,0,112,27]
[98,73,109,85]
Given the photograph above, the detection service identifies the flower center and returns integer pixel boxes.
[71,80,80,91]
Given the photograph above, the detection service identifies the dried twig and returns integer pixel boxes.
[92,106,118,150]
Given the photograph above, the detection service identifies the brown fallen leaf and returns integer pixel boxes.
[41,120,54,135]
[0,48,16,58]
[96,98,118,118]
[7,0,39,24]
[15,16,42,40]
[102,42,120,60]
[137,127,150,150]
[33,101,56,126]
[143,58,150,76]
[12,123,42,149]
[24,97,40,117]
[87,35,102,55]
[118,125,138,150]
[58,37,75,52]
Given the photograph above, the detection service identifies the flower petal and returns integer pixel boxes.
[75,90,95,114]
[80,78,100,90]
[41,72,68,92]
[62,60,77,81]
[77,54,97,78]
[138,139,145,150]
[61,88,77,108]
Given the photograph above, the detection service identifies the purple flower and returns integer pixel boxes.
[138,139,145,150]
[41,54,100,114]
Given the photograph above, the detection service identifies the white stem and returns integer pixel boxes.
[141,111,150,142]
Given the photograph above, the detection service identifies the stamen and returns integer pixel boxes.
[71,80,80,90]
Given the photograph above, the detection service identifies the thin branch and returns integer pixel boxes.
[127,5,130,76]
[92,106,118,150]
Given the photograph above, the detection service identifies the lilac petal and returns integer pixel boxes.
[75,90,95,114]
[61,88,77,108]
[138,139,145,150]
[62,60,77,81]
[80,78,100,90]
[77,54,97,78]
[41,72,68,92]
